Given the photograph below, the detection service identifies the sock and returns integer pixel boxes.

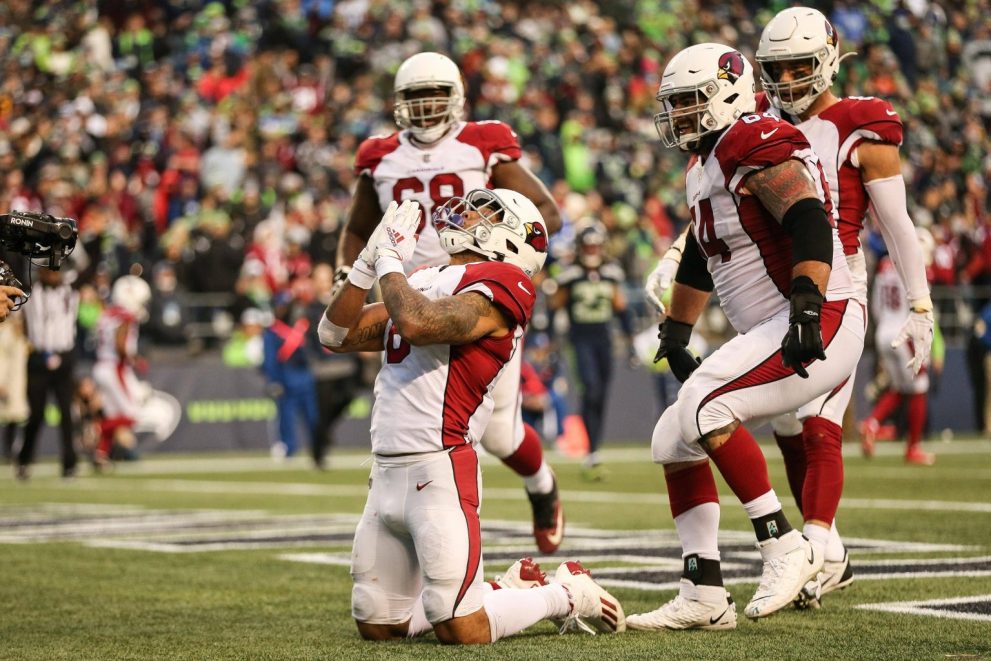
[826,521,846,562]
[869,390,902,425]
[484,583,570,642]
[774,431,806,513]
[523,463,555,495]
[707,425,773,504]
[803,522,831,558]
[906,393,927,452]
[750,506,792,542]
[665,461,720,518]
[502,423,544,478]
[406,596,433,638]
[583,451,601,468]
[682,553,724,587]
[802,416,844,525]
[674,503,721,561]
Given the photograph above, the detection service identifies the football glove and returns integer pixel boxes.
[892,299,934,374]
[644,256,679,314]
[781,276,826,379]
[654,318,701,383]
[347,201,399,290]
[374,199,421,276]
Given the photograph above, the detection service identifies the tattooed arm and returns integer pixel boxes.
[379,273,511,346]
[322,280,390,353]
[743,159,832,293]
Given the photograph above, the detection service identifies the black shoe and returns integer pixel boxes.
[527,475,564,554]
[62,466,78,481]
[15,464,29,481]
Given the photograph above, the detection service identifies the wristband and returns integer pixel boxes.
[317,314,350,348]
[347,263,376,290]
[375,254,405,278]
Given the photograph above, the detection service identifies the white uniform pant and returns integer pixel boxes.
[350,444,485,625]
[653,300,866,464]
[92,360,141,420]
[478,347,525,458]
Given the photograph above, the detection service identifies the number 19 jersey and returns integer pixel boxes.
[354,121,522,273]
[371,261,535,455]
[685,112,856,334]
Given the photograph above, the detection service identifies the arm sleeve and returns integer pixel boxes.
[674,232,714,292]
[865,175,931,304]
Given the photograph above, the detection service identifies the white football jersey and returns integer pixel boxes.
[685,111,856,334]
[370,261,535,455]
[759,93,903,299]
[871,256,908,337]
[95,305,138,363]
[354,121,522,274]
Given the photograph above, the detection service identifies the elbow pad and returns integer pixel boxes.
[318,314,350,348]
[674,232,714,292]
[782,198,832,266]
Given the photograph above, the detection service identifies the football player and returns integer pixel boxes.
[861,228,939,465]
[628,42,865,630]
[335,52,564,553]
[322,192,623,643]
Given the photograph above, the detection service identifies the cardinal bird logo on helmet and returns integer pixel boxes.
[824,20,837,47]
[717,51,745,83]
[524,222,547,252]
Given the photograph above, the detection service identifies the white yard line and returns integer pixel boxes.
[856,594,991,622]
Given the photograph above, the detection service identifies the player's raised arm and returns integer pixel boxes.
[334,174,385,284]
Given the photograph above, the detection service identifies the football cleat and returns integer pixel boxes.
[528,476,564,554]
[554,561,625,634]
[794,550,854,610]
[490,557,548,590]
[905,448,935,466]
[628,579,737,631]
[745,530,824,619]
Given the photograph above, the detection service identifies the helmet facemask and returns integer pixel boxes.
[654,84,719,152]
[758,52,830,115]
[394,85,464,144]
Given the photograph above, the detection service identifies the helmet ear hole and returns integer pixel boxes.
[504,241,519,254]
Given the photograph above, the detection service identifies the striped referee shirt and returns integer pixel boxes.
[24,283,79,353]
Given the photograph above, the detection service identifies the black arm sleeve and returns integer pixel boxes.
[782,197,832,266]
[674,231,715,292]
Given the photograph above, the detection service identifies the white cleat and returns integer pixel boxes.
[491,557,548,590]
[745,530,824,619]
[554,561,626,634]
[628,579,737,631]
[794,549,854,610]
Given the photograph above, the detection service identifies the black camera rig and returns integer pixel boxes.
[0,210,79,309]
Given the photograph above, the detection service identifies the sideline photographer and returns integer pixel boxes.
[0,211,78,322]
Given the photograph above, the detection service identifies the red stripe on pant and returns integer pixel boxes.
[695,300,850,433]
[448,444,482,618]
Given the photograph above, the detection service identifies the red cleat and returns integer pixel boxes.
[905,448,935,466]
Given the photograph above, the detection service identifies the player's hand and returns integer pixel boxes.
[781,276,826,379]
[0,285,25,322]
[644,258,678,314]
[375,199,421,274]
[892,308,934,374]
[653,318,701,383]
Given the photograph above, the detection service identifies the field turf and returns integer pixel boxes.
[1,438,989,660]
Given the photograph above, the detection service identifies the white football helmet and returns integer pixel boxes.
[756,7,842,115]
[434,188,548,278]
[654,43,756,151]
[112,275,152,321]
[393,52,465,144]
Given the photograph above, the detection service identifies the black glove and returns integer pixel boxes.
[330,265,351,299]
[781,276,826,379]
[654,318,701,383]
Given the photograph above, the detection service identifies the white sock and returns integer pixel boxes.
[674,502,721,561]
[803,522,831,558]
[826,520,846,562]
[406,595,433,638]
[742,489,781,519]
[584,451,601,468]
[484,584,570,642]
[524,461,555,495]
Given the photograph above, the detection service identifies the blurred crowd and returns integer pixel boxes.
[1,0,989,343]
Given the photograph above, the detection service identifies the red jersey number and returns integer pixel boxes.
[385,325,411,364]
[392,173,465,234]
[692,199,732,263]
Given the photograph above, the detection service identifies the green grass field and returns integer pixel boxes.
[2,438,990,661]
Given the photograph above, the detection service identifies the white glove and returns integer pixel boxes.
[645,257,679,314]
[375,199,421,277]
[345,202,398,290]
[892,307,934,374]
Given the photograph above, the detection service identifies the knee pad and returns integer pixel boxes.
[351,583,393,624]
[479,405,523,458]
[651,401,707,465]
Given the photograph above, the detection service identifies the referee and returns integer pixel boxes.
[16,267,79,480]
